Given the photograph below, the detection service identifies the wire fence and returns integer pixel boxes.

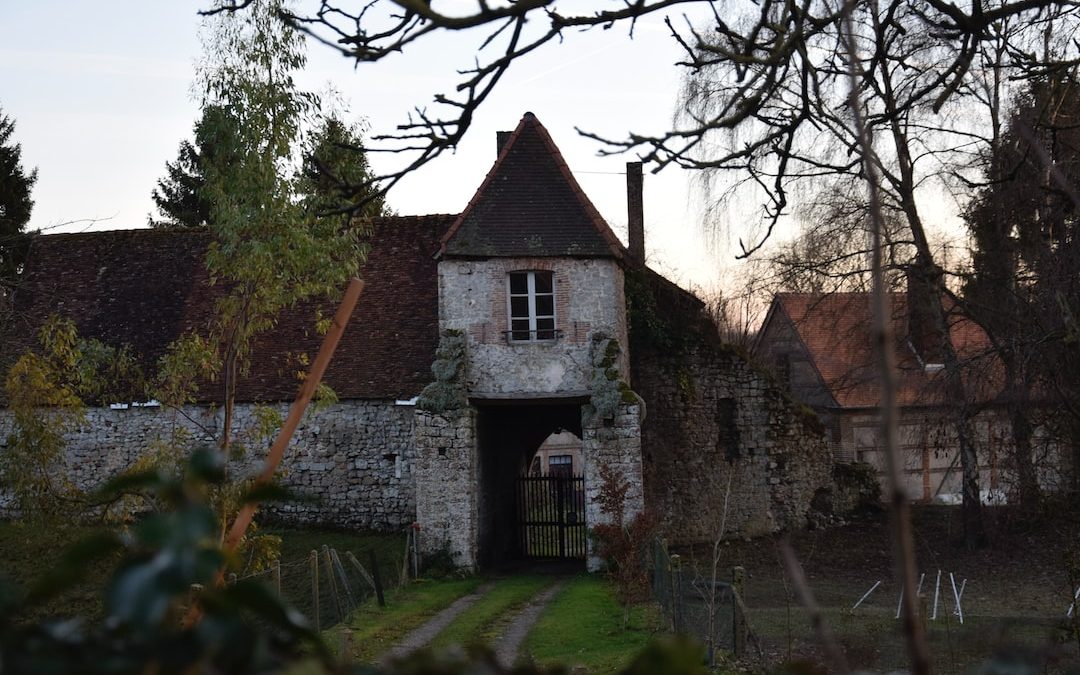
[230,532,419,632]
[651,538,748,663]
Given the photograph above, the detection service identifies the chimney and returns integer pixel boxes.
[626,161,644,264]
[496,131,512,156]
[906,259,945,366]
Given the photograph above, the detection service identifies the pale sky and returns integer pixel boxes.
[0,0,756,295]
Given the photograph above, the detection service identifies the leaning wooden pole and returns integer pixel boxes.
[223,277,365,552]
[184,277,365,627]
[839,5,930,674]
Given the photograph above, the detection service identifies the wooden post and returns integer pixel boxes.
[338,627,353,665]
[323,545,343,623]
[670,553,682,632]
[400,529,411,587]
[732,566,747,657]
[224,279,365,554]
[369,549,386,607]
[310,550,320,632]
[272,558,281,595]
[330,548,356,612]
[344,550,378,595]
[412,529,420,581]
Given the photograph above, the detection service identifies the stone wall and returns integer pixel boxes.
[634,345,832,545]
[412,408,479,568]
[581,402,645,570]
[438,257,629,395]
[0,400,418,529]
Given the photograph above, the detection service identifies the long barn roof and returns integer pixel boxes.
[10,215,454,403]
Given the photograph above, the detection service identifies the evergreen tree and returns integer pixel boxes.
[301,115,389,221]
[964,76,1080,497]
[150,104,240,228]
[0,106,37,283]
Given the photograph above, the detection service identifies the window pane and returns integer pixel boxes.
[509,273,528,294]
[535,295,554,317]
[510,296,529,318]
[536,317,555,339]
[534,272,553,293]
[512,318,531,332]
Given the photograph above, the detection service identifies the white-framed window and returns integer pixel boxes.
[507,270,557,342]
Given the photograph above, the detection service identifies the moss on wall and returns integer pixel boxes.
[417,330,467,413]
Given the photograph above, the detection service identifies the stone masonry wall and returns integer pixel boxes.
[582,402,645,570]
[635,346,832,545]
[438,257,629,395]
[412,408,478,568]
[0,400,417,529]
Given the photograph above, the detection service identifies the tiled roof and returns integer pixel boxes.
[10,215,453,403]
[441,112,626,259]
[767,292,1000,409]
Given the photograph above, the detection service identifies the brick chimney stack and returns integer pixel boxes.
[626,161,644,264]
[496,131,512,156]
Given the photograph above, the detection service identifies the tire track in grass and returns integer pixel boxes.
[378,582,494,664]
[491,581,566,667]
[430,575,552,651]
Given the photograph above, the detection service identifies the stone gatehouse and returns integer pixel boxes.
[1,112,831,570]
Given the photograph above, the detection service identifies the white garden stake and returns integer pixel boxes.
[853,580,882,611]
[896,572,927,619]
[1067,587,1080,618]
[932,570,942,620]
[950,573,963,624]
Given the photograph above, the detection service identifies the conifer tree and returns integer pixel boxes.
[0,106,37,284]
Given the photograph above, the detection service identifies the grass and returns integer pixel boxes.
[338,576,483,663]
[431,575,551,649]
[525,575,662,673]
[0,520,113,621]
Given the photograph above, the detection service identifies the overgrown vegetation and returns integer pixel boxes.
[591,464,656,627]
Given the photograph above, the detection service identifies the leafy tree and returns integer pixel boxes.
[192,0,364,451]
[0,106,37,285]
[149,104,241,228]
[1,317,146,521]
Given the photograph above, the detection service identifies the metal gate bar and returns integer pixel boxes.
[515,475,586,559]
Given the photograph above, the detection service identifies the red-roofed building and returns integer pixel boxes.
[754,290,1060,501]
[2,113,836,570]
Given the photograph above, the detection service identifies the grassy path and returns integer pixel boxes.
[524,575,662,673]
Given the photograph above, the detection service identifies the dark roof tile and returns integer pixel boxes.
[441,112,625,259]
[10,215,453,403]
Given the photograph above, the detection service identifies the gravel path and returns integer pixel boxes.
[380,583,494,664]
[491,581,566,668]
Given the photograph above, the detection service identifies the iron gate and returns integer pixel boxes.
[515,475,586,559]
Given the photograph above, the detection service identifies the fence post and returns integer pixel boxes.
[323,545,344,623]
[330,548,356,612]
[310,550,320,632]
[401,529,411,586]
[272,558,281,595]
[344,550,378,595]
[338,627,353,665]
[732,566,747,657]
[670,553,683,632]
[369,549,386,607]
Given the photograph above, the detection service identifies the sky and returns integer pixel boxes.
[0,0,754,295]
